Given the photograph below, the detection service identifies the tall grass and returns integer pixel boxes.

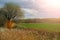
[0,28,60,40]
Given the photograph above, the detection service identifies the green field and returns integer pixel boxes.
[17,23,60,32]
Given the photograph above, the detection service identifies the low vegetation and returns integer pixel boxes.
[17,23,60,32]
[0,28,60,40]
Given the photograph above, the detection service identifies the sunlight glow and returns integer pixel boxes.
[35,0,60,18]
[45,0,60,8]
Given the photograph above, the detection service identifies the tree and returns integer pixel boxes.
[0,9,7,27]
[0,3,24,28]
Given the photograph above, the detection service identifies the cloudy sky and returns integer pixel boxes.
[0,0,60,18]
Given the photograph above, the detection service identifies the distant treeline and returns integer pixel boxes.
[16,18,60,23]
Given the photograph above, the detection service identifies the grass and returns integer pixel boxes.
[1,23,60,40]
[0,28,60,40]
[17,23,60,32]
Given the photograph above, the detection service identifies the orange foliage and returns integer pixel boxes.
[5,20,16,29]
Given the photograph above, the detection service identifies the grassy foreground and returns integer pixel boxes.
[17,23,60,32]
[0,23,60,40]
[0,28,60,40]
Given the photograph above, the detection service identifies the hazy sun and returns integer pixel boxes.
[46,0,60,8]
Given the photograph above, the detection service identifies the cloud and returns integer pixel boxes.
[22,8,39,15]
[21,8,48,18]
[21,8,38,18]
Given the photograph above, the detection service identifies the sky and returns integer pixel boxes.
[0,0,60,18]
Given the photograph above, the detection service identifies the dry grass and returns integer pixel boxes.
[0,28,60,40]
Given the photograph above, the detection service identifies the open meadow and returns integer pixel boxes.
[17,23,60,32]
